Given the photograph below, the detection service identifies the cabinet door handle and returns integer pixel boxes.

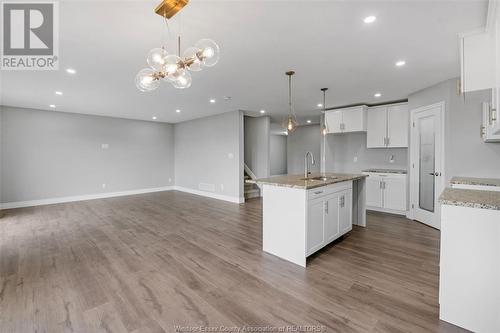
[380,181,383,189]
[340,196,345,208]
[314,190,323,195]
[325,201,329,214]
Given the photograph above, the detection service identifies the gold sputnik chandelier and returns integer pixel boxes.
[135,0,220,91]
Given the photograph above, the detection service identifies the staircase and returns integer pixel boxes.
[244,171,260,200]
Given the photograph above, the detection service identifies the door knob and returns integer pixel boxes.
[428,172,441,176]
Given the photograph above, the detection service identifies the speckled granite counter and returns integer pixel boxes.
[362,168,407,174]
[450,176,500,188]
[255,173,366,190]
[439,188,500,210]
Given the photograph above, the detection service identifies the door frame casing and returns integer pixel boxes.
[408,101,446,229]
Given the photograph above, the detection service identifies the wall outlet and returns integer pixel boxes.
[353,156,358,162]
[168,178,172,183]
[227,153,234,160]
[102,183,106,189]
[101,143,109,149]
[220,184,224,191]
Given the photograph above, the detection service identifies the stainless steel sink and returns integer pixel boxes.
[300,176,338,181]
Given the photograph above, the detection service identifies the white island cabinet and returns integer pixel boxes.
[439,184,500,333]
[256,173,367,267]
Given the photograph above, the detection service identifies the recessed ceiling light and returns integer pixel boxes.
[307,120,312,124]
[55,91,63,95]
[374,93,382,98]
[364,16,376,24]
[152,116,157,120]
[49,104,56,108]
[176,109,181,113]
[209,99,216,103]
[260,110,266,114]
[395,60,406,67]
[317,103,323,108]
[66,68,76,74]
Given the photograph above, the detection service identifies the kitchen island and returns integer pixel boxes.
[255,173,367,267]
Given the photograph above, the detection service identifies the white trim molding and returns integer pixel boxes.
[173,186,245,204]
[0,185,245,210]
[0,186,174,209]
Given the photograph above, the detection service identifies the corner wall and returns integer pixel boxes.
[244,116,270,178]
[408,78,500,181]
[174,110,244,203]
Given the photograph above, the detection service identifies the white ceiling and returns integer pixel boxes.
[0,0,488,124]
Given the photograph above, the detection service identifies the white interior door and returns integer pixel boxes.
[410,102,444,229]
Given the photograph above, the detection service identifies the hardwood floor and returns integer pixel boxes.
[0,191,468,333]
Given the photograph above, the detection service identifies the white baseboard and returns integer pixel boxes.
[173,186,244,204]
[366,206,408,216]
[0,185,245,209]
[0,186,174,209]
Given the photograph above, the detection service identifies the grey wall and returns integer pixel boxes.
[270,134,287,175]
[244,116,270,178]
[287,125,321,175]
[408,78,500,181]
[324,132,408,173]
[175,111,244,201]
[0,106,174,203]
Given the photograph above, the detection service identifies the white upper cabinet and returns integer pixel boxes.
[367,106,387,148]
[460,30,496,92]
[324,106,367,134]
[325,110,343,134]
[460,2,499,93]
[367,103,408,148]
[387,104,409,147]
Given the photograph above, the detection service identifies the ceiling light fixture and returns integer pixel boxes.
[55,91,63,95]
[395,60,406,67]
[364,15,376,24]
[320,88,328,136]
[209,99,216,103]
[136,0,220,92]
[66,68,76,74]
[49,104,56,108]
[307,120,311,124]
[317,103,323,108]
[176,109,181,113]
[282,71,298,133]
[152,116,157,120]
[260,110,266,114]
[374,92,382,98]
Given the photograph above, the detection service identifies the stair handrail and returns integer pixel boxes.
[244,163,258,181]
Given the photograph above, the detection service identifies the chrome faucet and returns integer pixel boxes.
[304,151,315,178]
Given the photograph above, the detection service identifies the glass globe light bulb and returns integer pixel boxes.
[162,55,183,80]
[194,39,220,67]
[147,48,167,71]
[135,68,160,92]
[183,47,203,72]
[284,115,297,132]
[171,70,192,89]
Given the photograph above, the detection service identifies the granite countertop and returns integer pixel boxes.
[362,168,407,174]
[439,188,500,210]
[450,176,500,188]
[255,173,367,190]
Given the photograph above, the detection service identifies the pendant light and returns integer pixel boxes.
[135,0,220,92]
[283,71,298,133]
[321,88,328,136]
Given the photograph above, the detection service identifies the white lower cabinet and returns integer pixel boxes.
[363,172,407,214]
[306,184,352,256]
